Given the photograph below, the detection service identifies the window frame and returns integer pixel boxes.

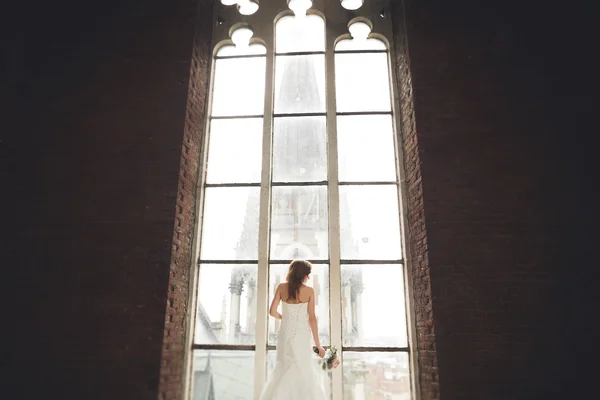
[183,1,421,399]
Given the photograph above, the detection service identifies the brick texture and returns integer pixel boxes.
[158,1,214,399]
[391,2,439,399]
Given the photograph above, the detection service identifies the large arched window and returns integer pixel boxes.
[188,0,414,398]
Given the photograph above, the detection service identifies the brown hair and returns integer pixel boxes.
[285,260,312,301]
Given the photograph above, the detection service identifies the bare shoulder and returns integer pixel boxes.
[301,284,314,296]
[278,282,288,294]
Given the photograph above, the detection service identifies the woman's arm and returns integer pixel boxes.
[308,287,325,357]
[269,284,282,320]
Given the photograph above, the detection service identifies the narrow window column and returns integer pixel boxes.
[254,35,275,398]
[325,26,344,400]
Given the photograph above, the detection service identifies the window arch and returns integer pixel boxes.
[187,1,417,399]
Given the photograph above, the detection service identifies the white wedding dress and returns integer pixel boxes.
[260,301,328,400]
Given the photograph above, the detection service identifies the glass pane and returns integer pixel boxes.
[206,118,263,184]
[200,187,260,260]
[268,350,332,399]
[212,57,266,117]
[339,185,402,260]
[192,350,254,400]
[335,38,386,51]
[337,115,397,182]
[271,186,328,260]
[342,352,411,400]
[217,43,266,56]
[341,264,407,347]
[335,52,391,112]
[268,264,330,346]
[195,264,257,345]
[276,15,325,53]
[275,55,325,114]
[273,116,327,182]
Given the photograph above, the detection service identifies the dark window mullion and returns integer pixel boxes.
[198,259,331,265]
[271,181,328,186]
[274,112,326,118]
[339,181,398,186]
[336,111,392,116]
[205,182,261,188]
[210,114,264,120]
[341,346,410,352]
[340,259,404,264]
[192,344,255,351]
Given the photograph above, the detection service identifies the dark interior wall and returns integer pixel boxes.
[4,0,593,399]
[400,0,593,398]
[6,0,202,398]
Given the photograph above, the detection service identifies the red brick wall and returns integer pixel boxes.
[158,1,214,399]
[391,2,439,398]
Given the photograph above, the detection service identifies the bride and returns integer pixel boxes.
[259,260,329,400]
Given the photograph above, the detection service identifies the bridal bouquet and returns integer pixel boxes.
[313,346,340,370]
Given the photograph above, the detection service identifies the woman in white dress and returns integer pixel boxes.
[259,260,329,400]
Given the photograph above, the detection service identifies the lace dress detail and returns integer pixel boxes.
[259,302,327,400]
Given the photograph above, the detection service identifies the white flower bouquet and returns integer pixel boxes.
[313,346,340,370]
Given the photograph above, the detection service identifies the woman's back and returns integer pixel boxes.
[278,282,311,304]
[279,301,310,339]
